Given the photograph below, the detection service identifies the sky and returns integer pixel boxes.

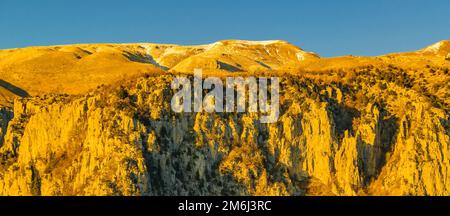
[0,0,449,57]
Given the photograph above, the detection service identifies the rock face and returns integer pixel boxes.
[0,71,448,196]
[0,40,449,196]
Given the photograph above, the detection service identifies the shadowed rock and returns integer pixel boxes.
[0,79,29,98]
[123,51,169,71]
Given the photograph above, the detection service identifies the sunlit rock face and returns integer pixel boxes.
[0,40,448,195]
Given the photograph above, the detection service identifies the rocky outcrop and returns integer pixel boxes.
[370,104,449,195]
[0,72,448,196]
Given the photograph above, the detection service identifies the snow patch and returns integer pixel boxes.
[203,42,223,51]
[296,52,306,61]
[423,41,445,53]
[421,41,450,54]
[234,40,286,46]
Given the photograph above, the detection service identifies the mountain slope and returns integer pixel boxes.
[0,40,319,104]
[170,40,319,73]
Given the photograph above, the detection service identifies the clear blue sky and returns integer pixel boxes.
[0,0,449,56]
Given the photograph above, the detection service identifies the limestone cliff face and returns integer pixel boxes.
[370,104,449,195]
[0,71,448,196]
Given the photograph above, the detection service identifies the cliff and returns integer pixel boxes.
[0,40,448,195]
[0,72,448,195]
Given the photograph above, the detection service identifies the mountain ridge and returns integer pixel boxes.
[0,39,448,103]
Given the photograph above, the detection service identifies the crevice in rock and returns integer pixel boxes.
[0,107,13,147]
[30,163,42,196]
[358,108,399,185]
[328,103,360,140]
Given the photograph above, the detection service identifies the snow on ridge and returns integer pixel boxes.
[235,40,287,45]
[421,40,450,53]
[423,41,444,53]
[203,42,223,51]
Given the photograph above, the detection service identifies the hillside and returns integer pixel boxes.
[0,40,448,195]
